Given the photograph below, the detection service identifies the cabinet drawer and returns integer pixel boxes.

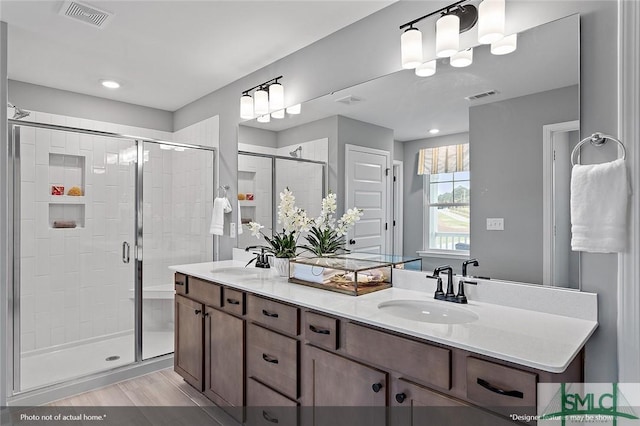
[175,273,187,295]
[344,322,451,390]
[466,357,537,416]
[247,324,298,400]
[247,378,298,426]
[188,277,221,308]
[303,311,338,351]
[222,287,245,316]
[248,294,299,336]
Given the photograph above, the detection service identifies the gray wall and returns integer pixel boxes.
[8,80,173,132]
[470,85,579,284]
[238,125,278,149]
[394,140,404,162]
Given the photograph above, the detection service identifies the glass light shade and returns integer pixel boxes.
[286,104,301,115]
[401,28,423,69]
[254,89,269,115]
[415,60,437,77]
[240,94,253,119]
[478,0,505,44]
[257,114,270,123]
[450,48,473,67]
[436,14,460,58]
[491,33,517,55]
[269,83,284,111]
[271,109,285,119]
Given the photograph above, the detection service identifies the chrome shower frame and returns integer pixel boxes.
[6,120,217,401]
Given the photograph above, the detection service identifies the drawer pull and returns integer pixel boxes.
[194,309,201,315]
[371,382,383,393]
[262,410,279,424]
[262,309,279,318]
[477,378,524,399]
[262,353,279,364]
[175,281,185,286]
[395,393,407,404]
[203,312,209,318]
[226,298,240,305]
[309,325,331,335]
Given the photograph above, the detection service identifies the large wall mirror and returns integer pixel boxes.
[238,14,580,288]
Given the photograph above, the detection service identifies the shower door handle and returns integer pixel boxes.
[122,242,130,264]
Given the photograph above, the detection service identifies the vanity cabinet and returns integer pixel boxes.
[175,273,584,426]
[173,276,245,421]
[174,294,204,391]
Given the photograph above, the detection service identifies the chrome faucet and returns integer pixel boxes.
[433,264,468,304]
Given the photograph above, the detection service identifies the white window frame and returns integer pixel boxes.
[419,173,470,259]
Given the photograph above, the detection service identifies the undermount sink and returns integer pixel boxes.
[377,300,479,324]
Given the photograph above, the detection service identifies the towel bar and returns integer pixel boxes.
[571,132,626,165]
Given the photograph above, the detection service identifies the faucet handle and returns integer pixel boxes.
[433,276,445,300]
[455,281,468,304]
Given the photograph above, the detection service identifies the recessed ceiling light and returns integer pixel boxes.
[429,128,440,134]
[101,80,120,89]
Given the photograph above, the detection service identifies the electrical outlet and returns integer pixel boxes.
[486,218,504,231]
[230,222,236,238]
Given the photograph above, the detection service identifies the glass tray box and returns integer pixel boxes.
[288,257,392,296]
[333,253,422,271]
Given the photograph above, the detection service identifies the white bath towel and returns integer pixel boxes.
[570,158,629,252]
[237,200,243,235]
[209,197,232,236]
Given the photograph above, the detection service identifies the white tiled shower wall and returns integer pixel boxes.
[17,110,219,352]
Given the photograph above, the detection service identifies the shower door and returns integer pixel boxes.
[141,142,215,360]
[13,124,136,391]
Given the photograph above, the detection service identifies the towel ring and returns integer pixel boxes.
[571,133,627,166]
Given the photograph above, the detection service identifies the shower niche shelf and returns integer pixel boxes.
[49,203,85,229]
[48,153,86,229]
[49,153,86,198]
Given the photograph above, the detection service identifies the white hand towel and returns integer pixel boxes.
[570,158,629,252]
[210,197,231,236]
[237,200,243,235]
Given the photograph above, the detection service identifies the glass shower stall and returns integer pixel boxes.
[8,121,215,393]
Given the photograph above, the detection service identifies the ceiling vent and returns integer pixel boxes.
[465,90,499,101]
[335,95,363,105]
[59,1,113,29]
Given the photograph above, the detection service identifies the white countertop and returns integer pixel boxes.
[170,260,598,373]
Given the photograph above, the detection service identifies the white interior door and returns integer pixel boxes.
[345,144,391,254]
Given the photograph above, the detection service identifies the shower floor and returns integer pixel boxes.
[20,331,173,392]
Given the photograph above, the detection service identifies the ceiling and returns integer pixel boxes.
[1,0,394,111]
[243,15,579,141]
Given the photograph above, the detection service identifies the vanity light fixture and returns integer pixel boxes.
[238,76,284,119]
[101,79,120,89]
[436,13,460,57]
[478,0,505,44]
[491,33,517,55]
[286,104,301,115]
[450,48,473,67]
[271,109,285,119]
[415,60,437,77]
[401,26,423,69]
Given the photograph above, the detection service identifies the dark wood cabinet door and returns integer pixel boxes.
[302,345,387,426]
[204,306,245,412]
[390,378,514,426]
[174,295,204,391]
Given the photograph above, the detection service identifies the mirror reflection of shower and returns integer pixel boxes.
[289,146,302,158]
[8,102,31,120]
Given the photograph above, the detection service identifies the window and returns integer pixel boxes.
[418,143,470,255]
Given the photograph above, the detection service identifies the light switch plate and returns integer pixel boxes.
[230,222,236,238]
[486,218,504,231]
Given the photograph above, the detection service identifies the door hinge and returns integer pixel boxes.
[393,220,396,227]
[385,223,388,230]
[393,175,397,182]
[553,150,556,161]
[385,168,390,176]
